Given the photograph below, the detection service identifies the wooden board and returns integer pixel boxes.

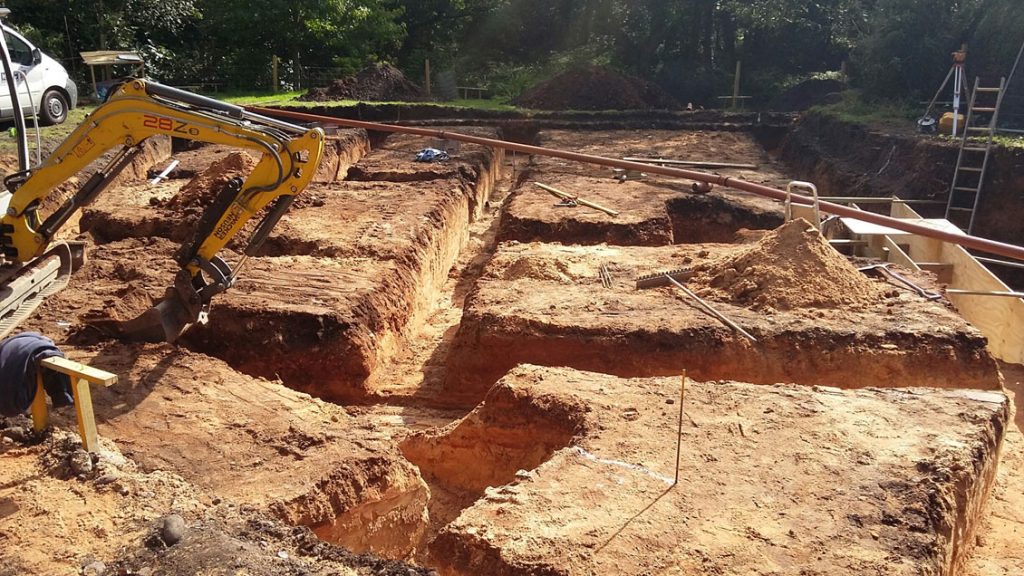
[840,217,964,237]
[890,203,1024,364]
[40,356,118,386]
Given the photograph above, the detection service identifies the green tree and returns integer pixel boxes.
[850,0,991,99]
[8,0,197,70]
[193,0,406,87]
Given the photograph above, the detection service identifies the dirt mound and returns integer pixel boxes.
[300,63,425,102]
[515,65,679,111]
[497,255,592,283]
[691,219,886,310]
[91,283,157,323]
[163,151,257,209]
[770,78,846,111]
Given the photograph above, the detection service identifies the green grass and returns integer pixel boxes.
[809,90,919,127]
[992,134,1024,149]
[218,90,305,106]
[219,90,519,112]
[0,105,95,154]
[810,91,1024,150]
[0,91,522,160]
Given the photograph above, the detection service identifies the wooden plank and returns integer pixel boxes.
[828,239,868,247]
[789,204,819,228]
[36,357,116,453]
[883,237,920,271]
[841,217,964,237]
[72,377,99,453]
[31,376,47,433]
[890,203,1024,364]
[918,262,955,284]
[40,356,118,386]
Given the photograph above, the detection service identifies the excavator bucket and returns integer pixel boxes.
[113,297,196,343]
[91,270,205,343]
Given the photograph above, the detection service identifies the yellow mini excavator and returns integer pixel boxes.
[0,78,325,342]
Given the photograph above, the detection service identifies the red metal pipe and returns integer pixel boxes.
[248,105,1024,262]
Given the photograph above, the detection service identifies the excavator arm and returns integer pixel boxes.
[0,79,325,342]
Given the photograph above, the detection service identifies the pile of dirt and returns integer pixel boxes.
[691,219,887,310]
[300,63,425,102]
[770,78,846,111]
[89,284,156,323]
[515,65,679,111]
[496,255,593,283]
[162,151,257,209]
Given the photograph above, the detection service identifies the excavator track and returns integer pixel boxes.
[0,242,81,340]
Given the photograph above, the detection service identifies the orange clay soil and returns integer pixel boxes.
[160,150,258,209]
[32,131,503,404]
[3,123,1022,576]
[443,236,1000,404]
[421,364,1008,576]
[0,367,440,575]
[500,129,785,246]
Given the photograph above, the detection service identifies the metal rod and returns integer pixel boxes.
[622,157,758,170]
[665,275,759,343]
[246,105,1024,263]
[675,370,685,487]
[535,182,619,216]
[817,197,947,205]
[946,289,1024,298]
[858,264,942,300]
[976,256,1024,270]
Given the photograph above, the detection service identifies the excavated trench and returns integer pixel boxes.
[24,118,1011,575]
[667,193,783,243]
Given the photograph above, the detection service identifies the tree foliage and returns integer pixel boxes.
[6,0,1024,104]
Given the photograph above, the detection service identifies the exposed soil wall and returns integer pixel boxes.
[401,379,587,495]
[78,129,504,403]
[778,112,960,205]
[430,365,1009,576]
[444,242,1002,405]
[668,194,784,243]
[9,114,1023,576]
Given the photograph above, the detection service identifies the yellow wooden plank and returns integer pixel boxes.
[30,375,48,433]
[941,241,1024,364]
[918,263,955,284]
[40,356,118,386]
[889,202,1024,364]
[882,237,920,270]
[71,377,98,453]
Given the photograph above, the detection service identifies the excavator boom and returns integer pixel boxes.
[0,79,325,342]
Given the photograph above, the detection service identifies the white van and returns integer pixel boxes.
[0,24,78,125]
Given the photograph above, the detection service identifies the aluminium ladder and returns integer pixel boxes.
[945,76,1006,234]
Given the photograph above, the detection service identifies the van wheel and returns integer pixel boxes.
[39,90,69,126]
